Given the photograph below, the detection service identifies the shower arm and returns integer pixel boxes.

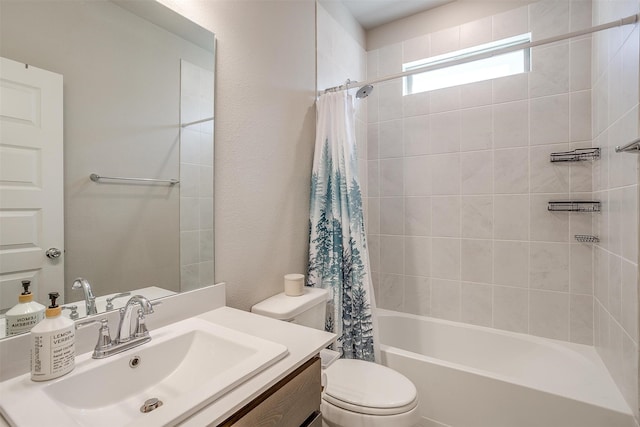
[321,14,639,96]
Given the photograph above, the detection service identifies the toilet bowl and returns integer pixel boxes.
[321,358,419,427]
[251,287,420,427]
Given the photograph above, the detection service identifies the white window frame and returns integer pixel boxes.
[403,33,532,96]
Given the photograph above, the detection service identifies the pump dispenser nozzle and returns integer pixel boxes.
[21,280,31,295]
[17,280,34,303]
[48,292,60,308]
[46,292,62,317]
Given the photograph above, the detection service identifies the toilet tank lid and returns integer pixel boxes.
[251,287,328,320]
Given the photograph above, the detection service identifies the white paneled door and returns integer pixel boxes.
[0,57,64,310]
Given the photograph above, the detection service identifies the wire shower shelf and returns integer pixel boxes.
[547,201,601,212]
[550,148,600,162]
[575,235,600,243]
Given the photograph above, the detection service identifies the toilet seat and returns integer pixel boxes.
[323,359,418,416]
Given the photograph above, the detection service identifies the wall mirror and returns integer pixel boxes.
[0,0,215,338]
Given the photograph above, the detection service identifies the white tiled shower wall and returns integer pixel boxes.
[366,1,600,344]
[180,60,215,291]
[592,0,640,417]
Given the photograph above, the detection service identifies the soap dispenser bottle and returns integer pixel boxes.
[5,280,46,336]
[30,292,75,381]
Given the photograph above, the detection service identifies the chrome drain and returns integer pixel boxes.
[129,356,141,368]
[140,398,163,413]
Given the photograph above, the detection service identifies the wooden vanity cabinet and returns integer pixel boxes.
[218,356,322,427]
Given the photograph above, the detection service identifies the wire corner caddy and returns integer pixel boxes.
[89,173,179,185]
[550,148,600,162]
[548,201,601,212]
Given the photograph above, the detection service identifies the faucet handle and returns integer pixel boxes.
[150,301,162,312]
[95,319,113,353]
[62,305,79,320]
[134,309,149,338]
[77,318,113,358]
[106,292,131,310]
[133,301,162,338]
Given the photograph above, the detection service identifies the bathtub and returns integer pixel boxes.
[377,309,634,427]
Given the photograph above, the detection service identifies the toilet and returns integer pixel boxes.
[251,287,420,427]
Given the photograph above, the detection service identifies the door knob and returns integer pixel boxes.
[46,248,62,259]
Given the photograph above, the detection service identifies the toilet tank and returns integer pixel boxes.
[251,287,328,330]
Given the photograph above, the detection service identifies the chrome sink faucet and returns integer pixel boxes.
[117,295,154,343]
[77,295,158,359]
[72,277,97,315]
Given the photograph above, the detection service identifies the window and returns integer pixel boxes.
[403,33,531,95]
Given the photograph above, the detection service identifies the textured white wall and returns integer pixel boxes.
[159,0,317,310]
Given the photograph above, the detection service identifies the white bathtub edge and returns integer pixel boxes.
[377,309,633,417]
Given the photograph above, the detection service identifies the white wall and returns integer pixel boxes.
[159,0,317,310]
[365,0,598,344]
[592,0,640,419]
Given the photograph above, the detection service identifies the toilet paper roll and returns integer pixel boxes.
[284,273,304,296]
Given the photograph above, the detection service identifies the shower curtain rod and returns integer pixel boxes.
[322,14,639,95]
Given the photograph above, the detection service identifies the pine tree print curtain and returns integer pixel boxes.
[308,91,378,362]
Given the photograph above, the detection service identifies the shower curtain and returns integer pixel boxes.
[308,91,379,362]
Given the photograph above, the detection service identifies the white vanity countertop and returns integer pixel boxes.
[179,306,335,426]
[0,304,335,427]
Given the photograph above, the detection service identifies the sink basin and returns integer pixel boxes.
[0,317,288,426]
